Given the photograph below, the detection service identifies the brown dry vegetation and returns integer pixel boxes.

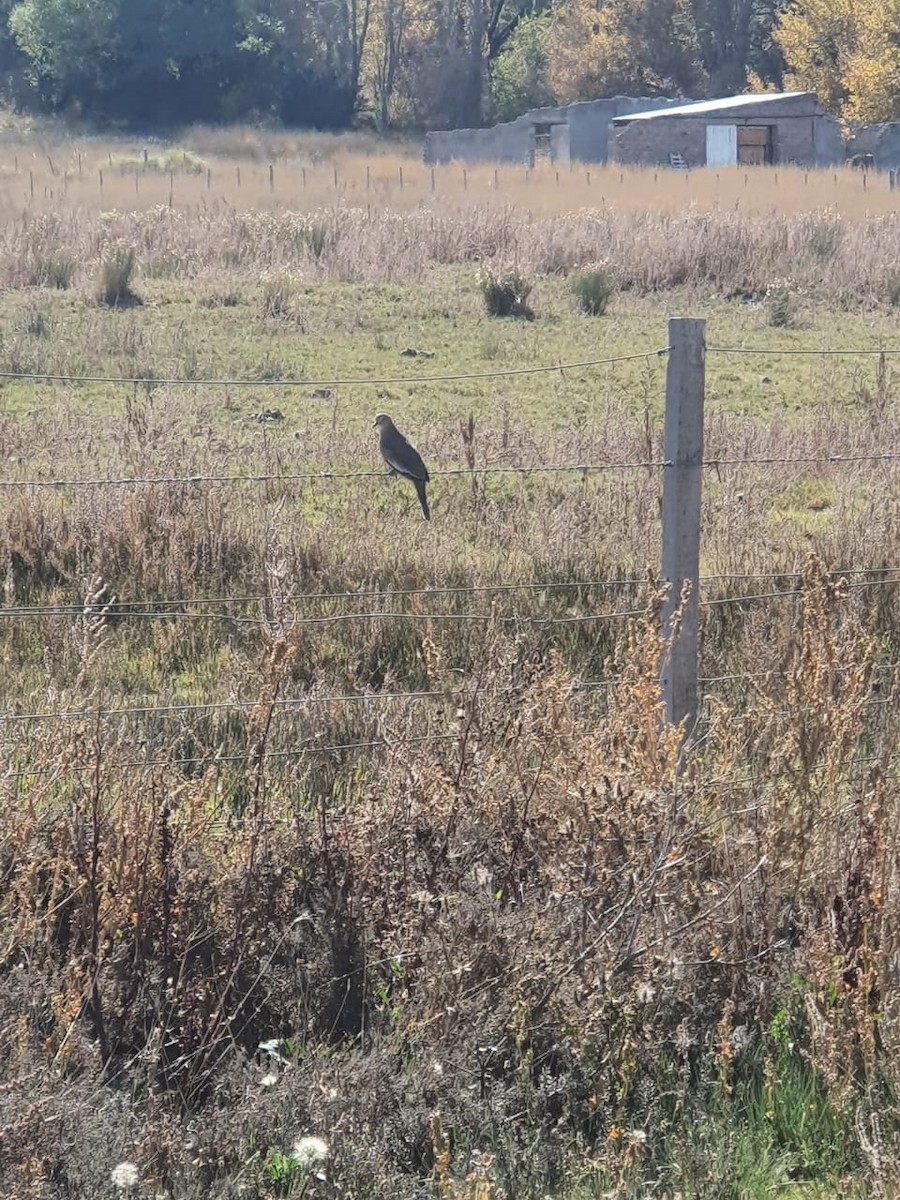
[1,125,899,221]
[1,129,900,1199]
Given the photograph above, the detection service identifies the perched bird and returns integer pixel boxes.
[374,414,430,520]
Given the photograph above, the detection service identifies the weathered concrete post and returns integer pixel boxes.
[660,317,706,738]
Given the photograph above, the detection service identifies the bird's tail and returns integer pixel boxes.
[414,479,430,521]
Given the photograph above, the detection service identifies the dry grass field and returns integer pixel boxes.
[1,122,900,1200]
[1,122,899,219]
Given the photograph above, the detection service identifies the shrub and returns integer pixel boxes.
[302,219,329,260]
[570,264,615,315]
[29,253,75,289]
[17,304,51,337]
[259,274,298,321]
[478,267,534,319]
[765,278,798,328]
[767,289,792,328]
[98,247,139,307]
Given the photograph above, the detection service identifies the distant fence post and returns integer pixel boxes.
[660,316,706,738]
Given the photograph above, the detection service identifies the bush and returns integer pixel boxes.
[766,287,793,327]
[302,220,329,260]
[29,253,75,290]
[259,275,299,321]
[98,247,139,307]
[570,264,615,316]
[478,267,534,319]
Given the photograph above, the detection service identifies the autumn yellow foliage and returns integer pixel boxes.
[776,0,900,123]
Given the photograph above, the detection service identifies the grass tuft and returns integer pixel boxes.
[259,273,298,321]
[570,263,616,315]
[97,247,140,307]
[478,266,534,318]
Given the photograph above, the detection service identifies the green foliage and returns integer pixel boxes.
[766,279,797,328]
[262,1149,304,1196]
[1,0,787,131]
[6,0,363,127]
[478,266,534,319]
[9,0,118,106]
[490,14,553,123]
[570,264,615,315]
[98,247,139,307]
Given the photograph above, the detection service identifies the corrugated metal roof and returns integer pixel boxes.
[611,92,813,123]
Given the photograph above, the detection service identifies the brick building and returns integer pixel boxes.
[610,92,844,169]
[423,96,683,166]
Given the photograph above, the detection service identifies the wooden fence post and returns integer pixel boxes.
[660,317,706,738]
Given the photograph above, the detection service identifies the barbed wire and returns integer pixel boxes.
[2,572,897,627]
[0,347,667,390]
[1,688,453,725]
[3,731,462,781]
[7,729,898,787]
[0,577,650,618]
[0,460,671,490]
[4,666,896,729]
[707,344,900,357]
[702,574,900,607]
[703,452,898,467]
[3,343,900,393]
[2,604,653,628]
[3,447,896,491]
[2,566,897,623]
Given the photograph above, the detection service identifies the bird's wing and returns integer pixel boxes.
[383,432,428,482]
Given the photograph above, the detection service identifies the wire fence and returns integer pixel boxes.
[0,337,897,394]
[2,449,898,490]
[2,328,899,789]
[0,338,896,491]
[4,660,897,729]
[0,348,667,390]
[6,726,898,786]
[2,569,898,624]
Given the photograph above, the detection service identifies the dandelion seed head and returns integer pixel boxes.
[291,1135,329,1168]
[110,1161,140,1190]
[636,981,656,1004]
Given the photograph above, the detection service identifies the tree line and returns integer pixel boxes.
[0,0,895,133]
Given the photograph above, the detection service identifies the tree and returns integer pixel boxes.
[689,0,783,94]
[774,0,900,122]
[9,0,119,111]
[489,11,552,121]
[548,0,702,103]
[256,0,370,127]
[9,0,250,122]
[369,0,408,128]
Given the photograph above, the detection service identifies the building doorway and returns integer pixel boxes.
[737,125,773,165]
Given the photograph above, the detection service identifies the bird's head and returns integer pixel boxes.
[373,414,393,429]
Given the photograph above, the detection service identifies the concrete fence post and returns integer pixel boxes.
[660,317,706,737]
